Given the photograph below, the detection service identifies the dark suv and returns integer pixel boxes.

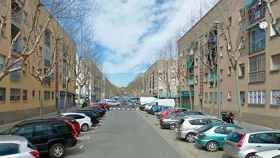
[3,118,77,158]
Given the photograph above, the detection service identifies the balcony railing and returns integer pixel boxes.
[249,71,265,83]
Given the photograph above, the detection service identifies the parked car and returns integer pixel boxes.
[195,123,242,152]
[86,106,106,117]
[61,113,92,132]
[0,135,39,158]
[75,110,100,125]
[160,111,205,130]
[224,130,280,158]
[176,117,224,143]
[256,149,280,158]
[49,116,81,137]
[2,118,77,158]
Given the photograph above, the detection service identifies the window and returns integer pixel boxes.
[213,92,217,104]
[43,29,52,66]
[0,55,5,71]
[32,90,35,98]
[67,114,84,120]
[34,124,51,137]
[249,54,265,83]
[10,88,21,101]
[0,87,5,102]
[271,90,280,105]
[15,125,34,140]
[249,133,275,144]
[248,1,266,24]
[248,91,266,105]
[0,143,19,156]
[52,122,71,135]
[270,54,280,71]
[204,92,208,103]
[52,91,54,100]
[189,119,208,125]
[249,26,266,54]
[209,92,213,104]
[240,91,246,106]
[44,91,50,100]
[22,89,27,101]
[214,126,226,134]
[238,64,245,78]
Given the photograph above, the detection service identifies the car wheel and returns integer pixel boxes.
[206,141,218,152]
[185,133,196,143]
[170,124,176,130]
[81,124,89,132]
[245,153,258,158]
[49,143,65,158]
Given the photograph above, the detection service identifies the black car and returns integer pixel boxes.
[76,110,100,125]
[85,107,106,117]
[2,118,77,158]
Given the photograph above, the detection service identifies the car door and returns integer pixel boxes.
[272,132,280,150]
[14,125,34,142]
[248,132,277,153]
[31,123,52,153]
[0,143,21,158]
[213,126,227,146]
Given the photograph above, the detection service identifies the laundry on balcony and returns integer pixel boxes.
[187,76,194,86]
[186,59,194,70]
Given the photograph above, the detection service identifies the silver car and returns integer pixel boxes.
[256,149,280,158]
[0,135,39,158]
[175,116,223,143]
[224,130,280,158]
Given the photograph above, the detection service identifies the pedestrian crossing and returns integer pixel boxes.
[111,107,137,111]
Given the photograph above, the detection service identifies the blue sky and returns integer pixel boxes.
[87,0,218,87]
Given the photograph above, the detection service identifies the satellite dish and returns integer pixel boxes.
[259,21,268,29]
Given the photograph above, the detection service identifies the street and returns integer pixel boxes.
[66,109,182,158]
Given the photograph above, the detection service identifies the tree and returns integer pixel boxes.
[75,57,90,106]
[0,1,52,81]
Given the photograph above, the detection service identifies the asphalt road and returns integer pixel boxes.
[66,110,182,158]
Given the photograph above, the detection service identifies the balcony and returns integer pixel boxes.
[249,71,265,83]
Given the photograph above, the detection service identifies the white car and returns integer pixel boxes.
[0,135,39,158]
[256,150,280,158]
[175,116,224,143]
[61,113,92,132]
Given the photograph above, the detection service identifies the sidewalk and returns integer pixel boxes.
[0,106,78,130]
[235,120,273,131]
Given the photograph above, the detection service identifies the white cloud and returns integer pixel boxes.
[88,0,218,79]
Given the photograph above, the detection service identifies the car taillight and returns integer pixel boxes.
[237,134,245,148]
[67,122,78,138]
[30,150,40,158]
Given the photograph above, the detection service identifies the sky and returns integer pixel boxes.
[87,0,218,87]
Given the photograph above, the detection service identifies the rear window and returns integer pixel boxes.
[52,122,71,134]
[0,143,19,156]
[227,132,244,143]
[185,112,203,115]
[189,119,208,125]
[197,124,213,133]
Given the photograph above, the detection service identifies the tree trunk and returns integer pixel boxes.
[234,68,241,119]
[78,86,81,107]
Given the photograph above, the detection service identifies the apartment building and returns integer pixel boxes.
[128,59,178,99]
[0,0,76,124]
[177,0,280,128]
